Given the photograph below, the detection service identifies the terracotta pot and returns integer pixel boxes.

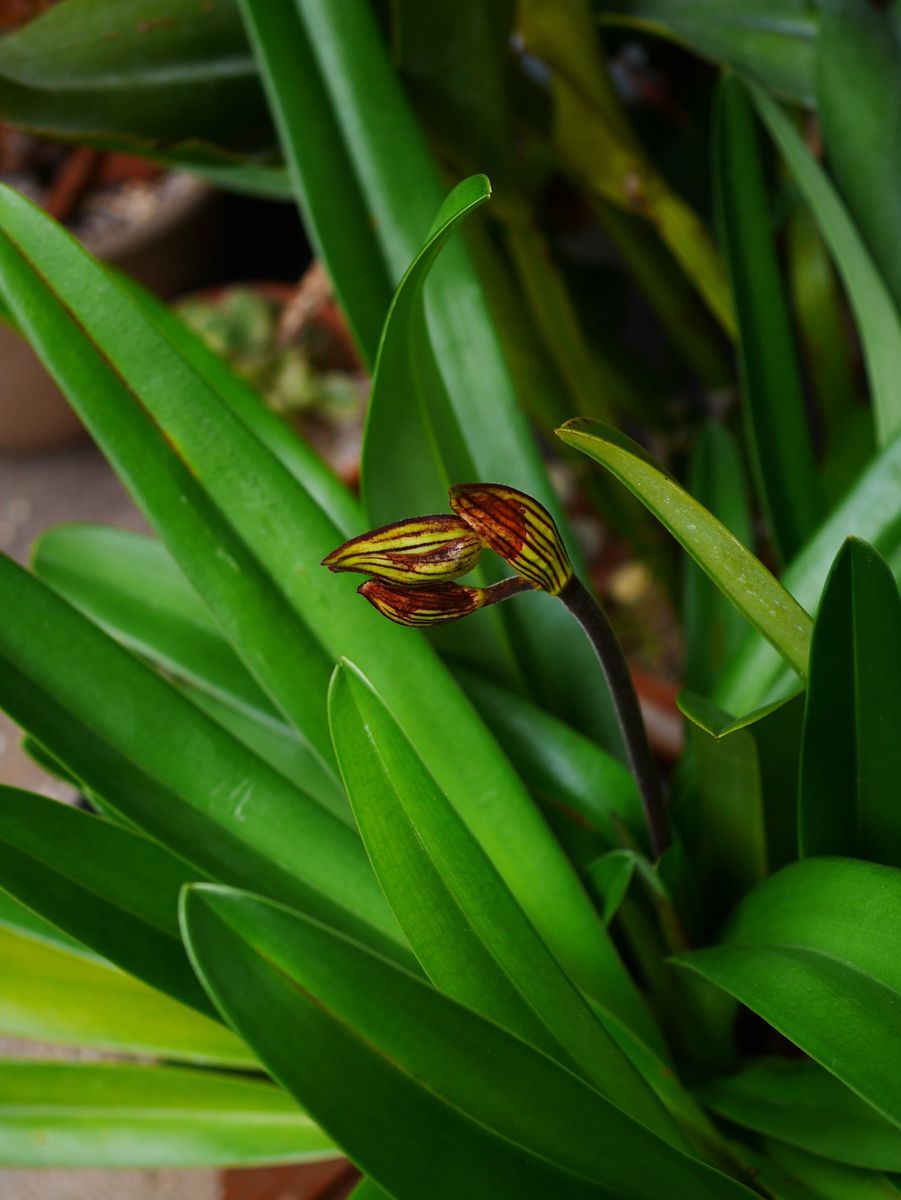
[0,174,218,451]
[222,1160,359,1200]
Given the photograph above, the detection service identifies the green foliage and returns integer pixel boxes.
[0,0,899,1195]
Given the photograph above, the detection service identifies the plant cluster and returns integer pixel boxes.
[0,1,899,1197]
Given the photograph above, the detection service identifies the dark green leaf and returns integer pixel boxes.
[182,884,759,1200]
[557,419,813,676]
[817,0,901,316]
[329,662,674,1131]
[799,539,901,864]
[715,75,822,563]
[0,0,269,153]
[455,667,646,849]
[0,785,213,1015]
[762,1140,901,1199]
[0,1061,332,1168]
[0,552,405,966]
[598,0,817,103]
[0,924,253,1066]
[587,851,638,924]
[750,81,901,446]
[675,857,901,1129]
[698,1058,901,1171]
[682,425,754,695]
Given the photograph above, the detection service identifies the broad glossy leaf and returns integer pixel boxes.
[817,0,901,316]
[0,553,404,966]
[0,1061,332,1168]
[799,539,901,864]
[715,75,822,563]
[0,924,253,1066]
[246,0,630,753]
[329,663,674,1131]
[455,668,646,849]
[717,428,901,715]
[557,419,813,676]
[34,523,348,819]
[750,82,901,446]
[0,0,269,152]
[182,885,759,1200]
[0,186,618,1010]
[675,857,901,1128]
[598,0,817,103]
[682,425,753,695]
[698,1058,901,1171]
[0,786,213,1015]
[348,1181,391,1200]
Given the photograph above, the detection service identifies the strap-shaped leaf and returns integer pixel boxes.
[749,81,901,446]
[0,786,213,1016]
[0,924,252,1066]
[799,539,901,864]
[0,185,617,1009]
[34,523,348,820]
[682,425,754,697]
[675,857,901,1129]
[698,1058,901,1172]
[715,75,822,563]
[181,884,759,1200]
[0,1061,332,1168]
[0,553,405,967]
[556,419,812,676]
[329,662,674,1132]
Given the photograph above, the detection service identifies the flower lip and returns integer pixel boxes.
[321,514,483,586]
[358,578,484,627]
[448,482,573,595]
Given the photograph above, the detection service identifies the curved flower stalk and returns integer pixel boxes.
[323,484,670,856]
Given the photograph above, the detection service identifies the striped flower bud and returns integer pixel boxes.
[449,483,573,595]
[321,515,483,586]
[358,578,485,627]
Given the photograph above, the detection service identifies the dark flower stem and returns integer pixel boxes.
[559,576,671,858]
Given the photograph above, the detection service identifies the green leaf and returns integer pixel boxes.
[749,81,901,446]
[0,0,270,154]
[0,552,405,966]
[556,419,813,677]
[242,0,629,754]
[716,428,901,716]
[817,0,901,316]
[0,185,618,1010]
[0,1061,333,1168]
[587,851,638,924]
[455,667,646,849]
[762,1141,901,1199]
[348,1181,391,1200]
[799,539,901,864]
[675,723,767,922]
[328,662,674,1134]
[675,857,901,1129]
[182,884,759,1200]
[34,523,348,820]
[715,75,822,563]
[598,0,817,103]
[0,924,253,1066]
[698,1058,901,1172]
[0,785,215,1016]
[682,425,754,695]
